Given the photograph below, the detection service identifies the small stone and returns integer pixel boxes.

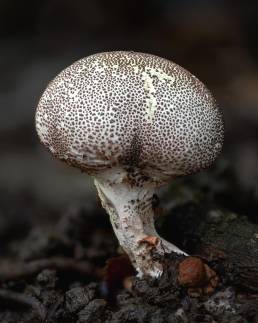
[65,283,97,314]
[178,257,219,295]
[204,264,219,293]
[178,257,207,287]
[37,269,57,288]
[108,304,148,323]
[175,308,188,323]
[78,299,107,323]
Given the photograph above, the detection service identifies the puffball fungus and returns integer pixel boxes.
[36,51,224,278]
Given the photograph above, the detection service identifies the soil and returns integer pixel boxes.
[0,162,258,323]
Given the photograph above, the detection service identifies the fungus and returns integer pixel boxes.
[35,51,224,278]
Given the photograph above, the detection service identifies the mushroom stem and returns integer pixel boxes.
[94,171,186,278]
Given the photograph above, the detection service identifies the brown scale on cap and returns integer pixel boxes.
[36,51,224,278]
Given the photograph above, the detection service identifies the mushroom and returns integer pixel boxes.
[35,51,224,278]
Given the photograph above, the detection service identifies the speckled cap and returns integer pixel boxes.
[36,51,224,182]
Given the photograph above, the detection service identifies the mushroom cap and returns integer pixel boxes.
[36,51,224,182]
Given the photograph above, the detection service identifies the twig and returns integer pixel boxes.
[0,257,96,282]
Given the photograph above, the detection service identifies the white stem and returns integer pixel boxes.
[94,168,186,278]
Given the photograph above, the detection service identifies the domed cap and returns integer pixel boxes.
[36,51,224,182]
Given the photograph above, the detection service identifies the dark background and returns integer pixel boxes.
[1,0,258,221]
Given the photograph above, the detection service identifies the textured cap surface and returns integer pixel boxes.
[36,51,224,181]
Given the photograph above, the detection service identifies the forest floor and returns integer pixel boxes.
[0,161,258,323]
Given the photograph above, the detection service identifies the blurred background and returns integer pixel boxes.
[1,0,258,224]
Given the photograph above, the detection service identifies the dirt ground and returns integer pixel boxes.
[0,161,258,323]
